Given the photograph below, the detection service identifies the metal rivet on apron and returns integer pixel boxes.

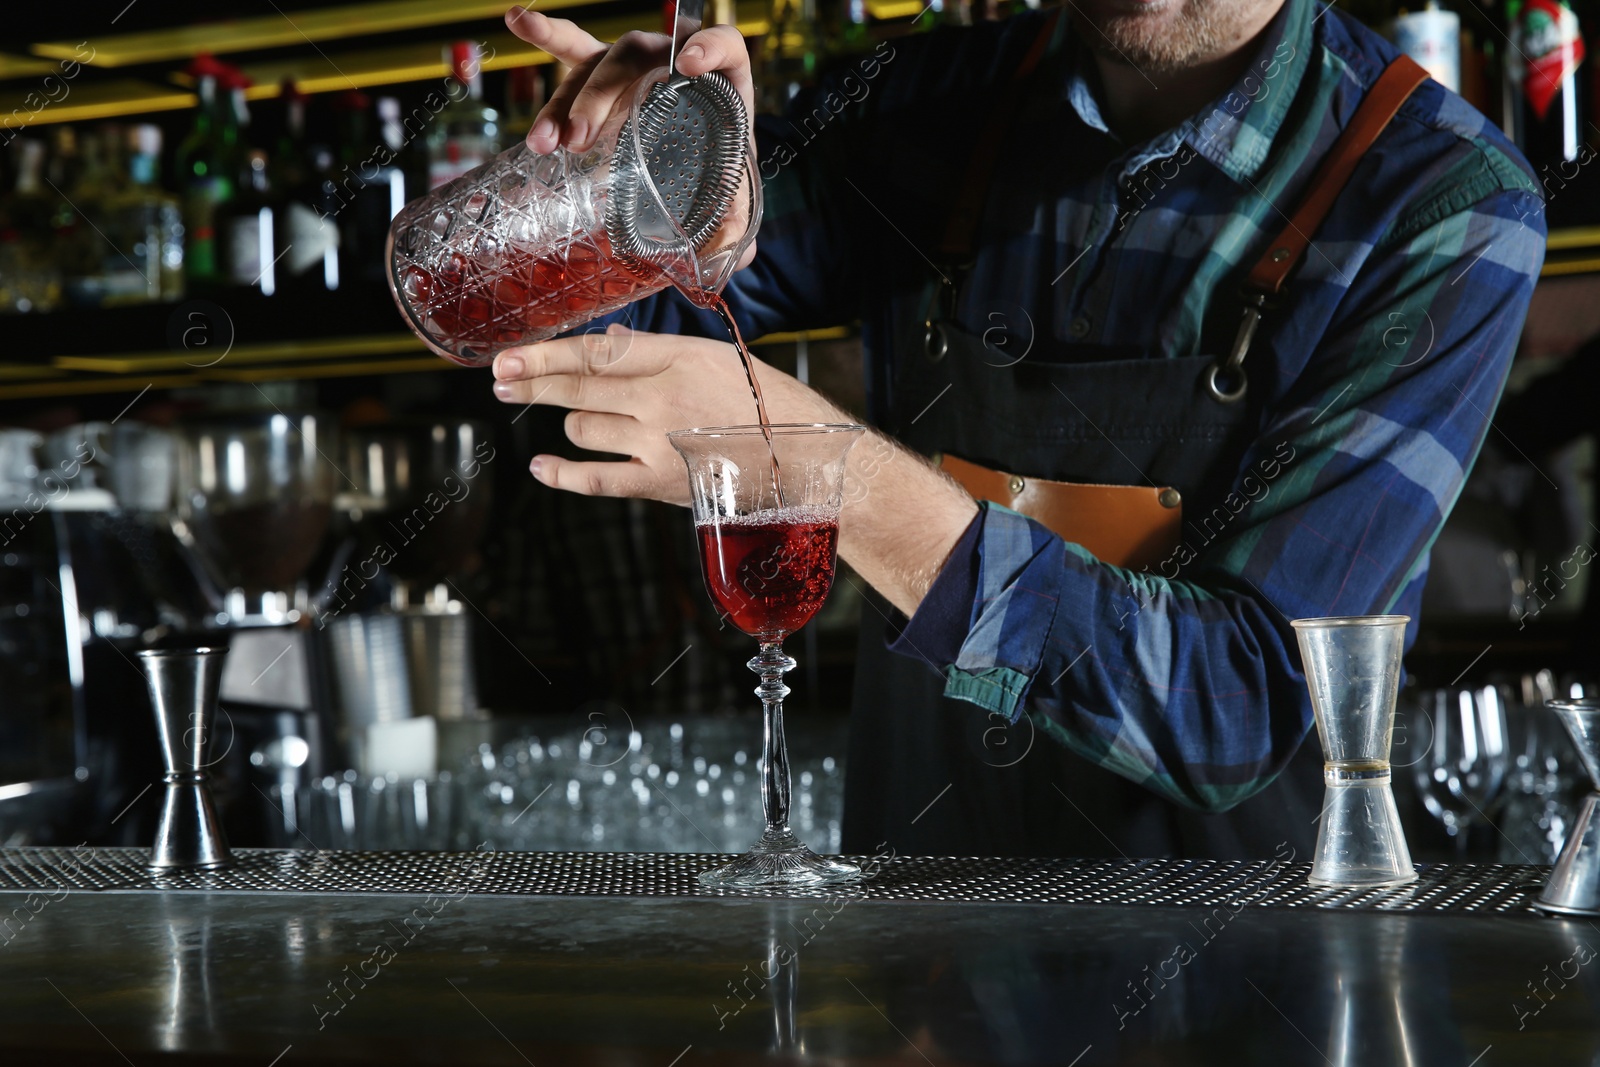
[1007,474,1025,495]
[924,320,949,363]
[1068,316,1091,339]
[1271,247,1291,262]
[1158,488,1181,508]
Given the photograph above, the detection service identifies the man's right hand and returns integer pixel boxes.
[505,5,756,155]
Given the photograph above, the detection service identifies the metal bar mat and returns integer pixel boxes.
[0,848,1551,914]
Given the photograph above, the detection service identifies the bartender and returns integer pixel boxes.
[490,0,1544,858]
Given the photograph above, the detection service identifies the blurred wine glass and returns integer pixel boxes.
[1494,670,1584,863]
[1410,685,1509,855]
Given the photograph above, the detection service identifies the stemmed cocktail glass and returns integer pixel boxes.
[669,424,863,889]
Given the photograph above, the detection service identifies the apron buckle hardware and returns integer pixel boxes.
[1209,290,1270,404]
[924,320,950,363]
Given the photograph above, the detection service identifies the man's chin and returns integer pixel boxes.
[1085,23,1185,69]
[1085,0,1180,15]
[1073,3,1186,65]
[1070,0,1230,74]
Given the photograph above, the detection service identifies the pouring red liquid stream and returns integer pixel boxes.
[699,294,786,508]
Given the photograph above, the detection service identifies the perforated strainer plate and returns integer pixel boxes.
[0,849,1552,915]
[606,71,748,273]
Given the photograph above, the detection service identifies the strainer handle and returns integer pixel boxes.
[668,0,705,75]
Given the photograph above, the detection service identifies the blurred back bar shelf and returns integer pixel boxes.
[0,0,936,123]
[0,287,850,400]
[0,0,920,400]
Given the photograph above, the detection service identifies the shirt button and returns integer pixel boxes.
[1068,316,1091,339]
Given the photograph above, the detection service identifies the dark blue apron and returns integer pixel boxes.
[840,320,1325,859]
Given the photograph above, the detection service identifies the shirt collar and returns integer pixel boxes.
[1061,0,1315,185]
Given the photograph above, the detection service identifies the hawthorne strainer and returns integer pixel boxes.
[387,64,760,367]
[607,70,749,281]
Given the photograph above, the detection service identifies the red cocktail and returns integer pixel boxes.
[696,507,838,639]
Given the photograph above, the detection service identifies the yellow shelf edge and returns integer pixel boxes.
[1546,226,1600,253]
[0,81,197,129]
[53,333,427,374]
[44,322,848,378]
[1540,256,1600,278]
[751,326,853,345]
[31,0,590,69]
[8,6,765,125]
[0,365,67,381]
[0,53,59,82]
[0,373,197,401]
[866,0,932,19]
[0,355,449,400]
[224,11,769,100]
[201,356,453,382]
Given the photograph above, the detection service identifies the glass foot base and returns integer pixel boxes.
[699,830,862,889]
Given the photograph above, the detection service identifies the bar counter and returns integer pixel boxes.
[1,848,1595,1065]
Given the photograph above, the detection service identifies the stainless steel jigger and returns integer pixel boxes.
[1536,699,1600,916]
[139,647,233,870]
[1292,615,1417,887]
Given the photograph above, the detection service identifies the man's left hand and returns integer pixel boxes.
[490,323,848,503]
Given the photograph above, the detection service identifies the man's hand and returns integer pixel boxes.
[505,5,756,155]
[492,324,846,504]
[492,326,980,615]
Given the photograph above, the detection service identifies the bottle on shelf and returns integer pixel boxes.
[1389,2,1463,92]
[1504,0,1588,161]
[1503,0,1598,223]
[0,139,63,314]
[224,67,254,158]
[101,124,185,305]
[757,0,822,113]
[375,96,415,219]
[426,42,501,191]
[269,81,312,197]
[329,89,403,286]
[841,0,871,49]
[46,125,87,275]
[818,0,870,53]
[176,55,241,289]
[272,82,342,294]
[57,127,104,307]
[221,148,279,295]
[942,0,974,26]
[504,66,547,136]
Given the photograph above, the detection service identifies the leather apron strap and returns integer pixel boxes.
[1213,53,1431,402]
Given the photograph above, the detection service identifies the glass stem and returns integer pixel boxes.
[751,641,797,843]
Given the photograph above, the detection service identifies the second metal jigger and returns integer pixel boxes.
[1292,615,1417,888]
[139,647,233,870]
[1535,699,1600,916]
